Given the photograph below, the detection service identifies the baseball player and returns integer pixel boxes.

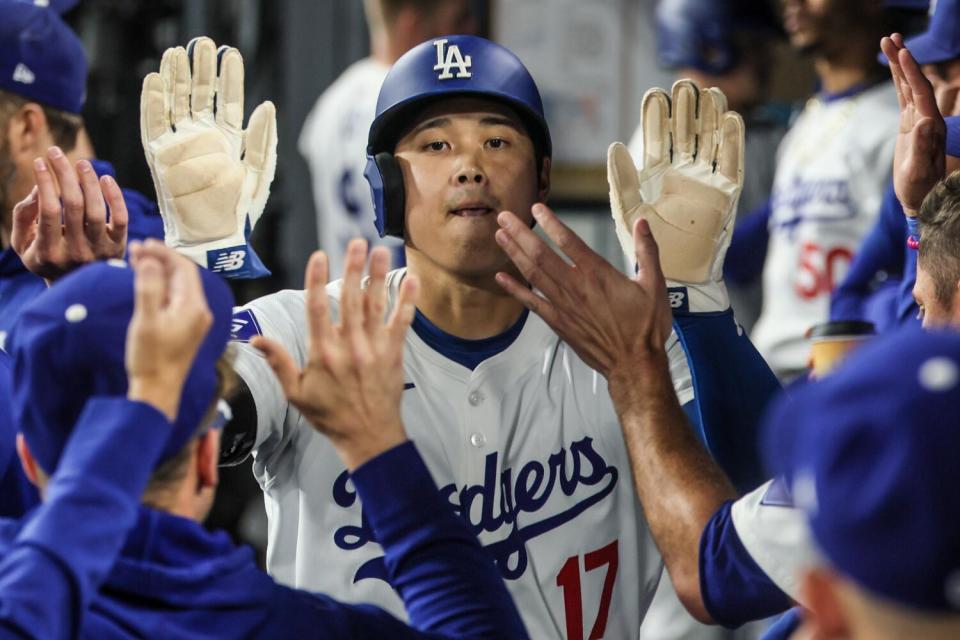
[0,0,163,339]
[762,326,960,639]
[298,0,475,278]
[4,235,528,639]
[137,33,773,638]
[0,240,215,640]
[492,103,806,632]
[832,0,960,330]
[629,6,789,634]
[744,0,924,379]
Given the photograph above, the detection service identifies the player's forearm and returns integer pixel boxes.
[609,354,737,623]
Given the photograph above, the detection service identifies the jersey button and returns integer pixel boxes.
[470,432,486,448]
[468,391,483,406]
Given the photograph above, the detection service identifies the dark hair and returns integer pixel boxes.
[0,89,83,153]
[918,172,960,306]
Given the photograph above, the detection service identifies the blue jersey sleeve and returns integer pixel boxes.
[350,442,528,639]
[0,397,171,640]
[700,502,793,628]
[724,201,772,286]
[831,183,906,324]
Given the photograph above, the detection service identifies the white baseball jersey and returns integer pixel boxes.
[751,83,898,374]
[298,58,402,278]
[731,479,817,606]
[232,268,696,639]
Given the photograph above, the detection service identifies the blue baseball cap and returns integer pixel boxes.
[9,259,234,474]
[8,0,82,15]
[905,0,960,65]
[0,1,87,114]
[655,0,783,75]
[368,35,551,158]
[763,326,960,613]
[948,115,960,157]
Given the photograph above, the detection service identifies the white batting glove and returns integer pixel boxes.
[608,80,745,313]
[140,36,277,278]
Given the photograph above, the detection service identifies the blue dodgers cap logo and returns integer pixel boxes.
[230,309,263,343]
[432,38,472,80]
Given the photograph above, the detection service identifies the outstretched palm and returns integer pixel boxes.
[882,34,946,214]
[140,37,277,270]
[608,80,744,286]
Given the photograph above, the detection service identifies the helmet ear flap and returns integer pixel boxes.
[364,152,406,239]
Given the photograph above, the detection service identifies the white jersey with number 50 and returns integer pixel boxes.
[751,83,898,375]
[231,269,695,639]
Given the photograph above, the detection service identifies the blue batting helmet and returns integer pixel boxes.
[655,0,782,75]
[364,35,551,238]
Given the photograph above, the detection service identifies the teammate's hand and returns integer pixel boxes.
[495,204,673,385]
[883,34,947,215]
[609,80,744,312]
[125,240,214,421]
[140,36,277,278]
[253,240,420,471]
[10,147,128,282]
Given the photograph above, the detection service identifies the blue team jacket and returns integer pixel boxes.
[0,353,37,518]
[0,442,527,640]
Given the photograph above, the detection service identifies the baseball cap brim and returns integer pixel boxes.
[904,31,959,65]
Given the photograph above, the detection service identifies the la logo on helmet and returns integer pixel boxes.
[433,39,472,80]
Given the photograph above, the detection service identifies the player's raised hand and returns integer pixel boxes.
[883,34,947,215]
[10,147,128,282]
[495,204,673,384]
[140,36,277,279]
[125,240,214,421]
[609,80,744,312]
[253,240,420,470]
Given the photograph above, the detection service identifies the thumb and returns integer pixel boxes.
[633,216,665,289]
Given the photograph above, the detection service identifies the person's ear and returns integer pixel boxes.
[538,156,551,203]
[15,434,41,488]
[195,430,220,492]
[799,568,852,639]
[6,102,48,161]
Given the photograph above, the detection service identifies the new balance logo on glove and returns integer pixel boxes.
[211,249,246,273]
